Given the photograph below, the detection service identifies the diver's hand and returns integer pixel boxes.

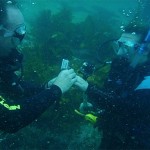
[53,69,77,93]
[46,77,57,88]
[74,76,88,92]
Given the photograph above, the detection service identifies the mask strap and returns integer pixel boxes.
[137,29,150,54]
[144,29,150,42]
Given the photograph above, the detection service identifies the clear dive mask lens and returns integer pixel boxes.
[112,41,122,54]
[13,25,26,42]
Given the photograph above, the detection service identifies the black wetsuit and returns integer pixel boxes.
[0,49,62,133]
[86,57,150,149]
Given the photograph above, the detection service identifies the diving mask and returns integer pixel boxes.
[0,24,26,45]
[112,40,140,56]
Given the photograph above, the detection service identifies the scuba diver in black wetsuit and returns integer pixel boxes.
[0,0,77,133]
[75,24,150,149]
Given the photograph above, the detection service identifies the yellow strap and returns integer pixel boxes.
[0,96,21,110]
[74,109,98,124]
[74,109,85,117]
[85,114,97,124]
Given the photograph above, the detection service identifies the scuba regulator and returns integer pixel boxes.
[79,62,95,80]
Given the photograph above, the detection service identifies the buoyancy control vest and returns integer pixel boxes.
[0,48,23,95]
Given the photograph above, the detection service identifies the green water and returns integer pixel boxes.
[21,0,138,23]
